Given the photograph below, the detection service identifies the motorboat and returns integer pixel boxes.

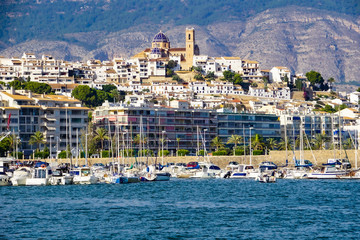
[229,164,259,179]
[255,172,277,183]
[0,157,12,186]
[71,167,98,184]
[189,162,221,179]
[140,165,171,181]
[259,161,278,171]
[11,167,32,186]
[26,162,52,186]
[49,168,73,185]
[307,158,350,179]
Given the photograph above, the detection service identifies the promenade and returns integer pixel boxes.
[35,150,360,169]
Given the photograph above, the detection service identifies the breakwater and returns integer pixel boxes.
[33,150,359,168]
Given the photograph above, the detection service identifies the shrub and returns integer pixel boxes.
[159,150,170,157]
[253,150,264,155]
[11,152,23,159]
[138,149,153,157]
[58,151,71,159]
[101,150,109,158]
[177,149,189,156]
[198,150,208,156]
[212,150,228,156]
[234,149,244,156]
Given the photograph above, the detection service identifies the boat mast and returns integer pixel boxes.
[332,114,335,160]
[196,125,199,161]
[300,119,304,165]
[76,129,79,167]
[284,116,288,163]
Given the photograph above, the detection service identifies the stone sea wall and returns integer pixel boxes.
[49,150,359,169]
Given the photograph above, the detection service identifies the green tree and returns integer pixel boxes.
[194,73,204,80]
[205,72,215,80]
[251,134,265,151]
[223,70,234,81]
[167,60,177,69]
[133,134,147,146]
[29,131,45,152]
[278,138,292,151]
[306,70,324,87]
[94,128,109,156]
[102,84,117,93]
[8,80,25,90]
[233,74,243,84]
[193,66,202,73]
[327,77,335,89]
[71,85,109,107]
[211,136,224,151]
[312,134,330,150]
[227,135,243,156]
[172,75,183,83]
[24,82,52,94]
[166,68,174,77]
[266,138,278,150]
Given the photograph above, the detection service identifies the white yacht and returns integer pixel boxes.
[189,162,221,179]
[71,167,98,184]
[49,168,73,185]
[230,164,259,179]
[26,163,52,186]
[307,159,350,179]
[0,157,12,186]
[11,167,32,186]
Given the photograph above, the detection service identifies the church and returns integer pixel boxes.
[132,28,199,71]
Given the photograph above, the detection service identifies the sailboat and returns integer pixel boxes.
[307,114,350,179]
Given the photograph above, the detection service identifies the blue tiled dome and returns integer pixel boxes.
[151,47,161,54]
[152,31,169,43]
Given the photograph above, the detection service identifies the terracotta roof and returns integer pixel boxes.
[169,48,186,52]
[1,92,34,101]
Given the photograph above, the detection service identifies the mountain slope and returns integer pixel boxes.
[1,6,359,84]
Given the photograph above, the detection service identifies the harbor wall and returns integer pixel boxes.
[36,150,359,169]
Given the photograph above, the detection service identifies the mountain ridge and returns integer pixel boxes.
[1,5,359,86]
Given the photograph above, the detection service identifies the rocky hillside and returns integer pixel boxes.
[1,6,359,86]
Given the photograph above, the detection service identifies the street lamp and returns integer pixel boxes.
[161,130,166,165]
[249,127,253,165]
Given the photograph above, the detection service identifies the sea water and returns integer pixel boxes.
[1,179,360,239]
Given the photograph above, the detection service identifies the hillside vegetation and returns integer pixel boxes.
[1,0,359,46]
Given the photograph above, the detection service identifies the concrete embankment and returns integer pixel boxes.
[33,150,359,169]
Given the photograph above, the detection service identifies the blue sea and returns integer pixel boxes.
[1,179,360,239]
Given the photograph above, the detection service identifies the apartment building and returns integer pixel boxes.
[0,89,89,156]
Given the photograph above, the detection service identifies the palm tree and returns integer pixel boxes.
[94,128,109,156]
[227,135,243,155]
[278,137,292,151]
[343,138,353,150]
[312,134,330,150]
[211,136,224,152]
[251,134,265,151]
[29,131,45,152]
[266,138,278,150]
[133,134,148,150]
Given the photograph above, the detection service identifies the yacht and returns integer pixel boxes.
[189,162,221,179]
[26,162,52,186]
[230,164,259,179]
[49,168,73,185]
[307,158,350,179]
[71,167,98,184]
[11,167,32,186]
[0,157,12,186]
